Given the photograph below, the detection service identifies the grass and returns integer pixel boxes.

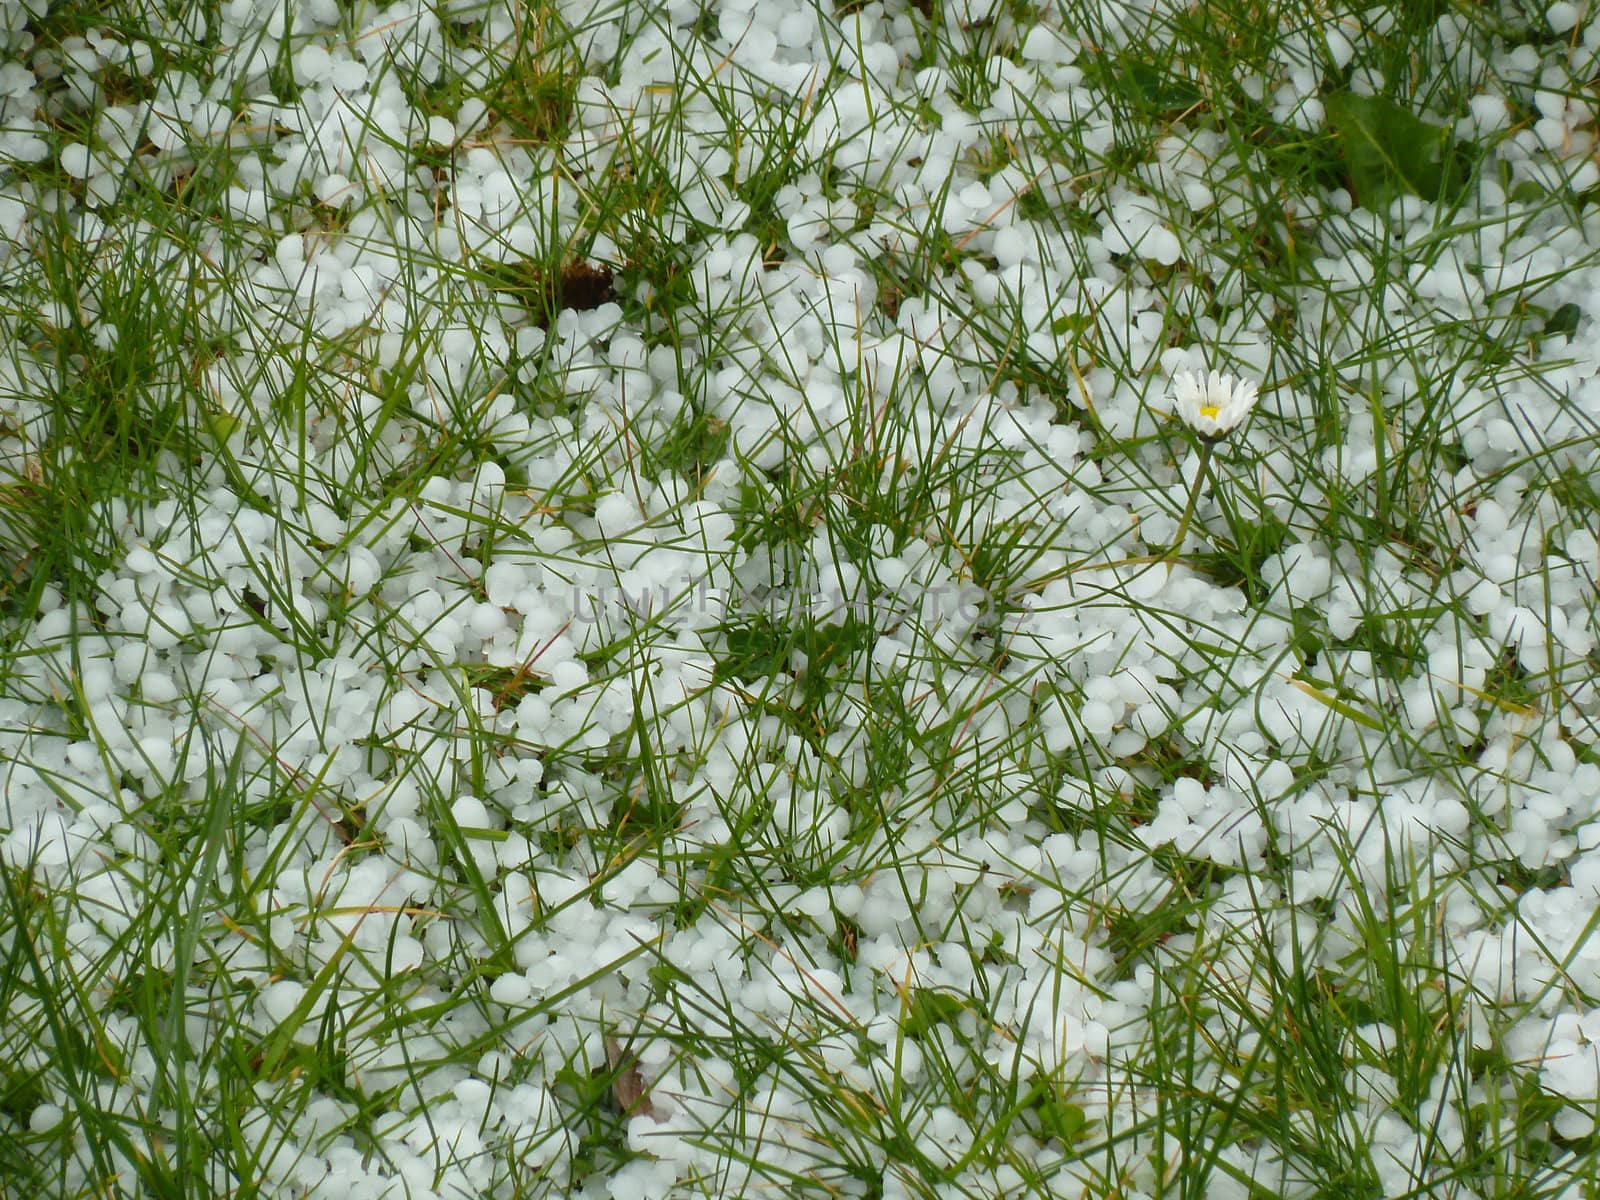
[2,0,1600,1196]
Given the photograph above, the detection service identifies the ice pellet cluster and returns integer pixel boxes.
[2,0,1600,1197]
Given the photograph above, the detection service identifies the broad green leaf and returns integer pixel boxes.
[1544,302,1581,342]
[1035,1095,1088,1143]
[1325,91,1472,210]
[1116,59,1203,115]
[903,988,972,1038]
[1079,53,1202,118]
[1050,311,1094,338]
[204,409,241,442]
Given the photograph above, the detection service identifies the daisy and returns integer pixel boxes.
[1171,369,1259,441]
[1163,369,1261,560]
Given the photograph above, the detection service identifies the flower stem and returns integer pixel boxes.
[1168,441,1215,561]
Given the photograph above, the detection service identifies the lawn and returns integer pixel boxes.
[2,0,1600,1196]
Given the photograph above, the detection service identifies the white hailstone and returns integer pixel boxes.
[330,58,368,91]
[421,113,455,147]
[1143,225,1182,265]
[471,460,505,509]
[992,225,1029,269]
[59,142,92,179]
[314,173,352,205]
[1170,369,1260,440]
[467,601,507,640]
[594,492,637,536]
[293,43,332,84]
[1021,23,1073,63]
[452,795,490,830]
[259,979,306,1025]
[1546,2,1580,33]
[342,545,381,595]
[112,642,147,684]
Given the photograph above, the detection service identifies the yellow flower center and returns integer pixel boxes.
[1200,404,1220,420]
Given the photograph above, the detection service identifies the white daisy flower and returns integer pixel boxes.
[1171,369,1259,440]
